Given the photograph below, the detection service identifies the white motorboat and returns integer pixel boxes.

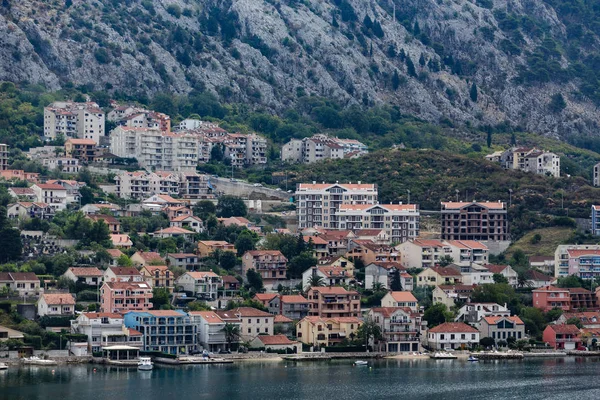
[138,357,153,371]
[22,356,57,366]
[467,356,479,362]
[354,360,368,366]
[429,352,458,360]
[0,363,8,370]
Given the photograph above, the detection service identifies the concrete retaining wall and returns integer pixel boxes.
[211,177,290,200]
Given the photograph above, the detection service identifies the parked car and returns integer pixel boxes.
[252,183,263,187]
[218,349,232,354]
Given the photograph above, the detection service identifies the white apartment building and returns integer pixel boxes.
[115,170,212,200]
[296,182,378,229]
[224,133,267,167]
[42,157,80,173]
[44,101,105,143]
[281,134,368,164]
[31,183,68,212]
[397,239,489,269]
[71,312,143,353]
[498,147,560,178]
[594,163,600,187]
[0,143,7,171]
[336,203,419,243]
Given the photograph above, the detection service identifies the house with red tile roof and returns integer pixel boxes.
[189,311,234,352]
[110,234,133,248]
[554,245,600,279]
[528,256,554,275]
[485,264,518,286]
[532,285,571,312]
[38,293,76,317]
[556,312,600,329]
[166,253,200,270]
[525,270,553,288]
[479,316,525,343]
[380,291,419,312]
[250,334,301,353]
[63,267,103,285]
[253,294,310,320]
[365,261,413,291]
[105,249,125,267]
[242,250,288,289]
[416,266,462,287]
[302,235,329,259]
[100,281,152,313]
[433,285,476,309]
[175,271,222,300]
[307,286,360,318]
[301,265,353,291]
[0,272,41,297]
[169,215,204,233]
[152,226,196,240]
[197,240,236,257]
[140,265,174,291]
[543,324,582,349]
[427,322,480,350]
[86,214,121,234]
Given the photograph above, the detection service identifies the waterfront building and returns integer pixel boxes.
[427,322,480,350]
[307,287,361,318]
[124,310,197,355]
[542,324,582,350]
[380,291,419,312]
[478,316,525,342]
[296,316,362,347]
[100,281,153,313]
[369,307,423,352]
[71,312,143,353]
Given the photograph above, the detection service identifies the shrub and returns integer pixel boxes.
[166,4,182,18]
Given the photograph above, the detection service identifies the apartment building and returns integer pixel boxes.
[398,239,451,269]
[416,266,462,287]
[115,170,212,200]
[532,285,571,312]
[594,163,600,187]
[369,307,423,352]
[296,316,362,347]
[440,201,509,242]
[0,143,7,170]
[307,286,361,318]
[498,147,560,178]
[296,182,378,229]
[65,138,98,164]
[100,281,153,313]
[31,183,67,212]
[224,133,267,167]
[455,303,511,325]
[44,101,105,143]
[242,250,288,289]
[71,312,143,353]
[479,316,526,342]
[592,205,600,236]
[554,245,600,279]
[175,271,222,301]
[365,262,414,291]
[189,311,233,352]
[336,203,419,243]
[281,134,368,164]
[216,307,274,342]
[197,240,236,257]
[427,322,480,350]
[123,310,197,355]
[42,157,80,173]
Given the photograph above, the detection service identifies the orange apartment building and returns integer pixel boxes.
[532,285,571,312]
[100,281,153,313]
[242,250,288,288]
[307,286,361,318]
[197,240,236,257]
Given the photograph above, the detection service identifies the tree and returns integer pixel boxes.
[235,230,257,256]
[556,275,583,288]
[419,53,426,67]
[219,251,237,270]
[356,317,382,349]
[152,287,170,310]
[307,274,324,289]
[480,337,495,348]
[390,269,402,291]
[222,322,240,350]
[548,93,566,113]
[493,273,508,284]
[545,307,563,323]
[423,303,453,328]
[288,252,317,279]
[117,254,133,267]
[519,307,546,338]
[487,131,492,148]
[392,70,401,90]
[413,21,421,35]
[210,145,224,162]
[438,255,454,267]
[406,56,417,77]
[187,301,211,311]
[470,82,478,102]
[89,220,111,246]
[246,269,263,292]
[566,317,583,329]
[193,200,216,220]
[216,196,247,218]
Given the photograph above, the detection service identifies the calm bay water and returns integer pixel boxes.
[2,357,600,400]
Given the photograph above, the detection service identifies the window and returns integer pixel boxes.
[450,334,455,340]
[247,328,251,333]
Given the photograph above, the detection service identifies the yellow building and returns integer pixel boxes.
[416,266,462,287]
[296,316,362,347]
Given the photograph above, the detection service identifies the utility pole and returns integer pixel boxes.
[509,189,513,208]
[455,189,459,202]
[407,189,411,204]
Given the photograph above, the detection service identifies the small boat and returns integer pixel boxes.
[138,357,153,371]
[429,352,458,360]
[354,360,368,366]
[0,363,7,370]
[22,356,57,366]
[468,356,479,362]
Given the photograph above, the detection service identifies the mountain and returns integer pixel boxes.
[1,0,600,142]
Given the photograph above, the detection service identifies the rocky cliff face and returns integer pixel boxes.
[0,0,598,140]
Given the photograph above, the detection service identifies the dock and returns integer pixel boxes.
[470,351,524,360]
[155,357,233,365]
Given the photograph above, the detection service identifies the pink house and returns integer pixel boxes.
[100,281,153,313]
[542,324,582,350]
[532,285,571,312]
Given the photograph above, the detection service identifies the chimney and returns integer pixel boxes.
[358,181,361,184]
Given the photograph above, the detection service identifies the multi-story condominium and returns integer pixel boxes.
[432,284,476,309]
[215,307,274,342]
[178,171,214,200]
[478,316,525,342]
[38,293,76,317]
[301,265,353,291]
[365,262,414,291]
[440,201,509,242]
[554,244,600,279]
[31,183,67,212]
[167,253,200,270]
[47,179,85,204]
[242,250,288,289]
[380,291,419,312]
[140,265,173,290]
[115,170,212,200]
[296,182,378,229]
[0,272,41,297]
[189,311,234,352]
[592,205,600,236]
[42,157,80,173]
[369,307,423,352]
[398,239,452,269]
[123,310,197,355]
[336,203,419,243]
[456,264,493,285]
[594,163,600,187]
[455,303,511,326]
[281,134,368,164]
[497,147,560,178]
[254,294,311,320]
[568,288,598,309]
[427,322,480,350]
[532,285,571,311]
[307,286,361,318]
[224,133,267,167]
[100,281,153,313]
[444,240,489,265]
[44,101,105,143]
[103,266,144,283]
[0,143,7,170]
[71,312,143,353]
[175,271,222,301]
[65,138,98,164]
[296,316,362,347]
[7,202,51,220]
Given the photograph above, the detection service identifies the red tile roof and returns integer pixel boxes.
[428,322,479,333]
[41,293,75,305]
[370,307,413,318]
[482,316,524,325]
[257,335,297,346]
[485,265,510,275]
[311,286,359,295]
[388,291,418,303]
[254,293,278,302]
[107,267,140,276]
[548,324,581,335]
[233,307,273,317]
[68,267,103,277]
[82,312,122,319]
[274,315,293,323]
[280,295,309,304]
